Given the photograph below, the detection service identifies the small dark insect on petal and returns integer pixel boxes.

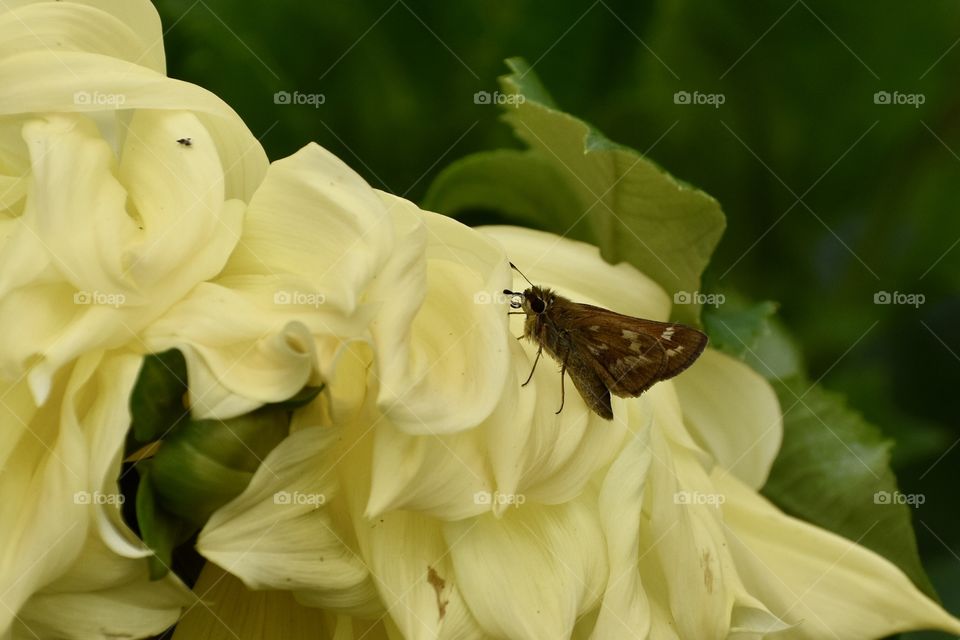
[176,137,192,147]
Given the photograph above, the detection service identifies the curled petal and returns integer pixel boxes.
[0,1,165,71]
[673,348,782,489]
[718,472,960,639]
[443,499,607,640]
[173,563,392,640]
[198,427,376,614]
[375,211,511,434]
[592,425,653,638]
[480,225,670,320]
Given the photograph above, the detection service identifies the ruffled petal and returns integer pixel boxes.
[0,109,245,402]
[366,417,492,521]
[443,499,607,640]
[375,211,511,435]
[591,425,653,638]
[0,350,147,631]
[173,563,391,640]
[354,510,484,640]
[197,427,376,614]
[718,472,960,639]
[0,51,266,201]
[220,143,394,318]
[480,225,670,320]
[0,1,165,72]
[14,533,189,640]
[144,142,408,419]
[673,348,782,489]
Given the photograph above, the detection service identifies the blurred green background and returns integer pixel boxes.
[151,0,960,634]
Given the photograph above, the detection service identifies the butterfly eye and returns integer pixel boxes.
[529,297,546,313]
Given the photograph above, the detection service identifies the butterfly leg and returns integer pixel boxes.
[555,342,571,415]
[522,345,542,386]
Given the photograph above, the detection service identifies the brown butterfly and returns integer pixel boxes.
[504,263,708,420]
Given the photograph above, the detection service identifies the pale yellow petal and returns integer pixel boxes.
[480,225,670,320]
[222,143,394,318]
[0,1,165,72]
[591,426,653,639]
[172,563,386,640]
[717,472,960,639]
[674,348,782,489]
[443,500,607,640]
[0,51,266,201]
[198,427,376,614]
[376,212,511,434]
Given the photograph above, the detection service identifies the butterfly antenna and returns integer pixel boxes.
[509,262,536,288]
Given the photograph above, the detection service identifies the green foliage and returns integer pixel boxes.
[126,349,320,577]
[426,59,726,323]
[764,376,937,598]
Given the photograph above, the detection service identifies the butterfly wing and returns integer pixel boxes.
[559,303,708,398]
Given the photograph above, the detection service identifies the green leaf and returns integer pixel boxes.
[422,150,583,232]
[135,463,185,580]
[702,298,779,359]
[425,58,725,323]
[129,349,188,444]
[762,376,937,599]
[149,409,289,527]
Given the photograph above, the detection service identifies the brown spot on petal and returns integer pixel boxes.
[701,549,714,594]
[427,565,448,621]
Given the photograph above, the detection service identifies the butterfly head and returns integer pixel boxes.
[503,286,553,315]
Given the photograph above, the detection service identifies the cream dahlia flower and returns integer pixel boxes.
[146,143,960,639]
[0,1,265,637]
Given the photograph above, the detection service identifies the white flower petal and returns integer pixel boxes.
[480,225,670,320]
[14,533,189,640]
[353,510,483,640]
[198,427,376,614]
[144,281,345,419]
[366,418,492,521]
[487,338,628,511]
[592,425,653,639]
[643,420,735,639]
[172,563,390,640]
[674,348,782,488]
[221,143,394,318]
[0,110,245,402]
[0,51,267,201]
[443,499,607,640]
[0,350,149,632]
[376,212,511,434]
[0,1,165,72]
[717,471,960,639]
